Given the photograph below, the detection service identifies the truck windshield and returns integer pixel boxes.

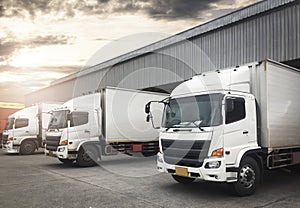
[5,117,14,130]
[162,93,223,129]
[48,110,69,129]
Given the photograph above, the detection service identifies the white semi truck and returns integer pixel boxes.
[2,103,60,154]
[45,87,166,167]
[145,59,300,196]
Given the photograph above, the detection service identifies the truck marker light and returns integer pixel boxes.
[211,148,224,157]
[132,144,142,152]
[60,140,68,145]
[8,137,14,141]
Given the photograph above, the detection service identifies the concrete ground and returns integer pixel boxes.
[0,149,300,208]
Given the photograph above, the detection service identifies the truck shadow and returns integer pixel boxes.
[43,163,83,169]
[161,180,233,198]
[160,168,300,198]
[2,151,44,156]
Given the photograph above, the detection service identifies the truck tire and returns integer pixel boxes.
[232,157,260,196]
[20,140,36,155]
[76,147,97,167]
[172,175,195,184]
[58,158,75,165]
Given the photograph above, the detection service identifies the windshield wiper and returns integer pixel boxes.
[190,121,205,132]
[166,121,205,132]
[173,129,192,132]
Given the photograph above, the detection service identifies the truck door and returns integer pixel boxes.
[13,116,33,137]
[69,111,90,141]
[223,95,251,165]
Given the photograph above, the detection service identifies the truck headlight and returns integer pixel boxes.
[58,147,65,152]
[205,161,221,169]
[157,154,163,163]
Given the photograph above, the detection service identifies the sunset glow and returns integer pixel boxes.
[0,0,260,106]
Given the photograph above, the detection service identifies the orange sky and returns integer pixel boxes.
[0,0,260,107]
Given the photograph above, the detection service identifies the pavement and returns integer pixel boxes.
[1,149,300,208]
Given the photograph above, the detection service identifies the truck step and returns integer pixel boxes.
[267,152,293,169]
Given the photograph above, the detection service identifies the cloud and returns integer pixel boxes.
[95,37,115,41]
[0,0,232,20]
[0,82,28,103]
[0,64,80,74]
[0,34,74,62]
[128,0,220,20]
[0,39,21,62]
[0,64,80,102]
[27,35,73,47]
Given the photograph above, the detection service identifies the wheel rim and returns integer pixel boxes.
[239,165,255,188]
[23,143,33,153]
[82,150,93,162]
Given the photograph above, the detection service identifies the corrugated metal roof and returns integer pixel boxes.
[52,0,296,86]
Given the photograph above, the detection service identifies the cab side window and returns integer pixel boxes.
[70,112,88,127]
[225,97,246,124]
[15,118,29,129]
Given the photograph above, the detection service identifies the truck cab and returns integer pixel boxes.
[146,64,264,196]
[4,106,39,154]
[45,93,101,167]
[45,87,167,167]
[156,90,259,180]
[3,103,60,154]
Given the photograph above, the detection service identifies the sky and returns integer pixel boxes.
[0,0,260,106]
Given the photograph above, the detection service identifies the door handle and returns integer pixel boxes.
[243,130,249,135]
[84,129,90,134]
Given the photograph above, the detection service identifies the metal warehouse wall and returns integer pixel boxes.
[25,0,300,106]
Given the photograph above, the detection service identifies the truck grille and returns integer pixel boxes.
[45,136,61,151]
[161,139,210,168]
[2,134,8,145]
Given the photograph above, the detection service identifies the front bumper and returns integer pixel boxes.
[157,152,237,182]
[45,145,77,160]
[5,141,19,153]
[45,148,58,157]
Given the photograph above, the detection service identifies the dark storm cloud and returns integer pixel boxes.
[0,0,223,20]
[0,0,52,18]
[27,35,73,47]
[0,34,74,62]
[0,39,21,61]
[114,0,221,20]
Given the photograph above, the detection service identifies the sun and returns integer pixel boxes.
[10,48,45,67]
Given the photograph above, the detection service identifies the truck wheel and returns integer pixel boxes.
[172,175,195,184]
[232,157,260,196]
[58,158,75,165]
[20,140,36,155]
[76,147,97,167]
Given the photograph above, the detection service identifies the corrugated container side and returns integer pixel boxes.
[104,87,166,142]
[265,61,300,149]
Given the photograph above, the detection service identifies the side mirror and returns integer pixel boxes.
[145,102,150,114]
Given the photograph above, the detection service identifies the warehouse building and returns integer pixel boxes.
[25,0,300,106]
